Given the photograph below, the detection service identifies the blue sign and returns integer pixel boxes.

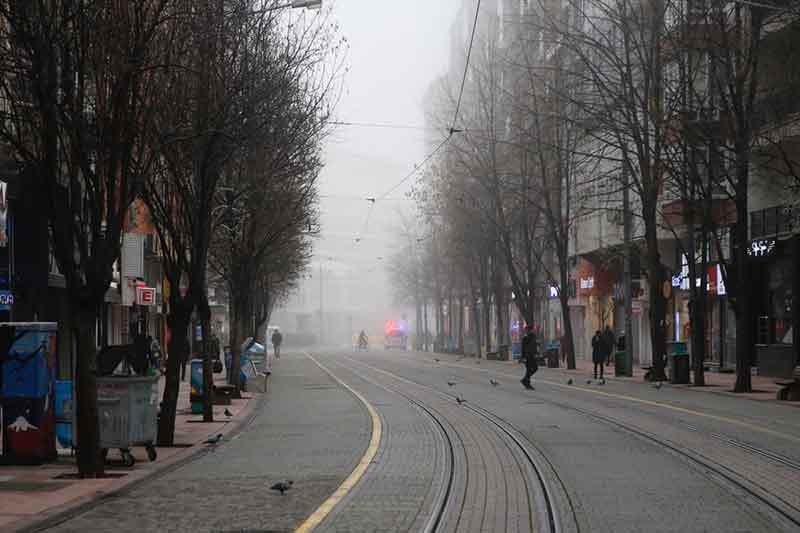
[0,289,14,310]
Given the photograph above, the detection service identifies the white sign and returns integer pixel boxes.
[136,286,156,306]
[549,285,559,298]
[121,233,144,306]
[746,239,776,257]
[580,277,594,289]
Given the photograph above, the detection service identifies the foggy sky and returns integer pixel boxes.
[285,0,460,318]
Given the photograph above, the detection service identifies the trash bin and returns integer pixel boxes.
[190,358,204,414]
[546,348,559,368]
[97,375,159,466]
[615,350,627,376]
[668,342,690,384]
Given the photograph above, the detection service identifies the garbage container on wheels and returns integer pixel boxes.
[97,375,159,467]
[667,342,690,384]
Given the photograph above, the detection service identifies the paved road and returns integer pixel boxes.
[40,348,800,532]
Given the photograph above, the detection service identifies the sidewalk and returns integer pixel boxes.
[0,371,260,532]
[549,357,791,403]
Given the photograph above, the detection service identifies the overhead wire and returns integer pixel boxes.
[349,0,482,241]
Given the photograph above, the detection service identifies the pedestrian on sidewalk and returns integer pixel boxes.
[592,330,604,380]
[603,325,615,366]
[271,328,283,359]
[520,325,539,390]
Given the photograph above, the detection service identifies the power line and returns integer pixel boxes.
[330,120,442,131]
[451,0,481,134]
[376,135,451,201]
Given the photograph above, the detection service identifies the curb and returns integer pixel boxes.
[12,392,265,533]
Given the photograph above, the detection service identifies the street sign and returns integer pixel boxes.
[136,286,156,306]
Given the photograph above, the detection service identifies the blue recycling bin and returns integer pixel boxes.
[224,350,249,386]
[190,359,204,414]
[54,380,73,449]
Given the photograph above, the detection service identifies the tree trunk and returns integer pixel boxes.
[644,201,668,381]
[74,309,102,477]
[157,305,190,446]
[560,292,576,370]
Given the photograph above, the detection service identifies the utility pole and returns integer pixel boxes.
[319,262,323,346]
[622,160,635,376]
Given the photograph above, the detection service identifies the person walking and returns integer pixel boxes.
[591,330,604,380]
[603,325,615,366]
[520,325,539,390]
[271,329,283,359]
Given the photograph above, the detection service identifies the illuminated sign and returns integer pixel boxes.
[549,285,559,298]
[580,277,594,289]
[746,239,776,257]
[136,286,156,306]
[0,289,13,310]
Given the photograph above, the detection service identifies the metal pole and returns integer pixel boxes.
[319,262,323,346]
[623,160,635,376]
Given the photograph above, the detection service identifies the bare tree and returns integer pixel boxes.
[0,0,174,476]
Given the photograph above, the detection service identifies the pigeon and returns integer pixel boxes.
[586,380,592,385]
[203,433,223,446]
[224,408,233,417]
[456,397,467,405]
[490,379,499,386]
[434,358,440,362]
[599,379,606,386]
[567,379,573,385]
[653,381,663,390]
[476,360,481,365]
[447,381,457,387]
[270,480,294,495]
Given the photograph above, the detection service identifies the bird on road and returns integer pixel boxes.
[203,433,223,446]
[224,408,233,417]
[653,381,663,390]
[434,358,440,362]
[599,378,606,385]
[270,480,294,495]
[456,397,466,405]
[490,379,499,386]
[586,379,592,385]
[447,381,456,387]
[567,379,573,385]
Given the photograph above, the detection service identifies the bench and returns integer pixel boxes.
[213,384,236,405]
[775,367,800,401]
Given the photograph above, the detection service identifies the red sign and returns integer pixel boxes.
[136,286,156,306]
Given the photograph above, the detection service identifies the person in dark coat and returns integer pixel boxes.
[602,325,615,366]
[520,325,539,389]
[591,330,604,379]
[271,329,283,359]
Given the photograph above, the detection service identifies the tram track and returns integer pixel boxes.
[341,351,800,532]
[330,354,579,533]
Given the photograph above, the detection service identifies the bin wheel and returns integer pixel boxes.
[121,450,135,467]
[146,445,157,462]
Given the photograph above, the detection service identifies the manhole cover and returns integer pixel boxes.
[0,481,71,492]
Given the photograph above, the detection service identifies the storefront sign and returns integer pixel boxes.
[0,289,13,310]
[746,238,776,257]
[549,285,559,299]
[580,277,594,289]
[135,286,156,306]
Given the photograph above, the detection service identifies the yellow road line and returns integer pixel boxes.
[385,356,800,444]
[295,353,383,533]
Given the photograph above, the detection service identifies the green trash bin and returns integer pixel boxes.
[668,342,690,384]
[614,350,626,376]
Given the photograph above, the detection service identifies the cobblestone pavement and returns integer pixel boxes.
[40,348,800,533]
[44,354,371,533]
[333,349,799,532]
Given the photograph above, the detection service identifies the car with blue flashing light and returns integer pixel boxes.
[384,320,408,350]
